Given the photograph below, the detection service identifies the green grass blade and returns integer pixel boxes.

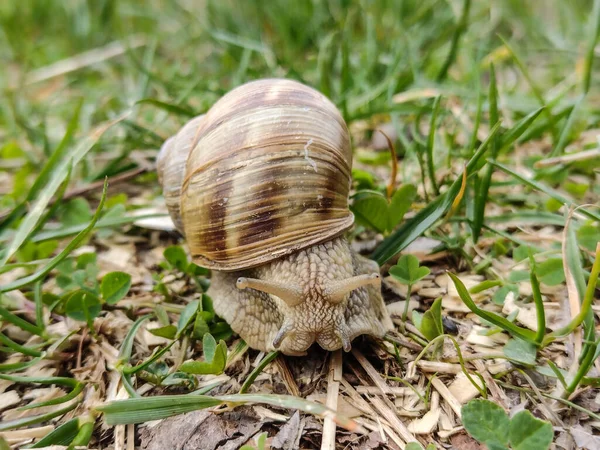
[583,0,600,94]
[135,98,197,117]
[239,351,279,394]
[96,395,223,424]
[218,393,361,431]
[0,374,80,388]
[123,340,176,375]
[27,418,80,448]
[118,314,152,364]
[0,333,43,357]
[0,305,44,337]
[499,35,556,140]
[98,393,361,432]
[468,86,483,156]
[545,243,600,343]
[549,95,584,157]
[426,96,441,195]
[18,382,84,410]
[372,122,502,265]
[499,106,544,150]
[0,113,123,266]
[0,100,82,234]
[20,213,165,244]
[490,161,600,222]
[0,403,78,432]
[33,282,44,330]
[471,64,499,242]
[121,372,139,398]
[448,272,538,343]
[436,0,471,81]
[529,257,546,344]
[0,180,108,293]
[0,357,42,372]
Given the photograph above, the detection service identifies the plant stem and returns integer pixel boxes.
[402,282,413,321]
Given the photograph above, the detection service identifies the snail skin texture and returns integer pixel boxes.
[157,78,393,355]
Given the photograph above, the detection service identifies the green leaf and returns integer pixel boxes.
[462,399,510,446]
[179,336,226,375]
[486,443,510,450]
[508,270,530,283]
[420,297,443,341]
[192,314,210,339]
[179,360,217,375]
[351,190,390,233]
[389,254,430,285]
[412,311,423,331]
[187,262,209,276]
[164,246,189,272]
[212,340,228,373]
[118,315,151,364]
[97,394,223,424]
[469,280,503,294]
[406,443,425,450]
[351,185,417,233]
[509,410,554,450]
[65,290,101,322]
[513,245,535,262]
[148,325,177,339]
[100,272,132,304]
[202,333,217,363]
[388,184,418,231]
[537,258,565,286]
[352,168,375,189]
[176,300,200,337]
[59,197,92,227]
[503,338,537,366]
[76,252,97,270]
[493,285,518,305]
[577,224,600,252]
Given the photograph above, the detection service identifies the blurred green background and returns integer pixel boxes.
[0,1,596,154]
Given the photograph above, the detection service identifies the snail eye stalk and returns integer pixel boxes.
[324,273,381,304]
[236,277,304,307]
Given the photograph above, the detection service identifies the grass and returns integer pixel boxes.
[0,0,599,448]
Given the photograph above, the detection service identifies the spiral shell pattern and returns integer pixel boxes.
[159,79,354,270]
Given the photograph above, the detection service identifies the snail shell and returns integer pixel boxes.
[157,78,354,270]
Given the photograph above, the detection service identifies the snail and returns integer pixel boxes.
[157,79,393,356]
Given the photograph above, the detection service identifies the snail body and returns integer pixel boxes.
[158,79,392,355]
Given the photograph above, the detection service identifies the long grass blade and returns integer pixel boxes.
[583,0,600,94]
[0,113,125,266]
[0,100,82,234]
[426,96,441,195]
[436,0,472,81]
[448,273,538,343]
[0,306,44,337]
[372,122,502,265]
[490,161,600,222]
[0,180,108,293]
[471,64,499,242]
[499,35,556,140]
